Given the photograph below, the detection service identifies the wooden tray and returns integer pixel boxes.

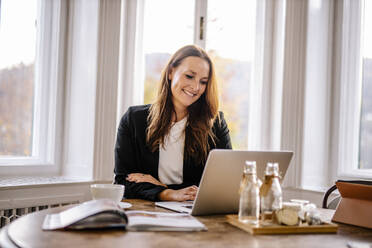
[226,215,338,235]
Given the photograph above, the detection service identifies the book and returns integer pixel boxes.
[332,180,372,229]
[42,199,207,232]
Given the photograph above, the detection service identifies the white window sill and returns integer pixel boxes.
[0,176,95,190]
[0,177,113,210]
[283,186,339,208]
[338,170,372,179]
[284,185,331,193]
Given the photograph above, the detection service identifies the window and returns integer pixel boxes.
[0,0,121,179]
[0,0,37,157]
[141,0,258,149]
[143,0,195,104]
[307,0,372,182]
[205,0,257,149]
[276,0,372,190]
[124,0,372,192]
[334,0,372,178]
[359,0,372,169]
[0,0,65,172]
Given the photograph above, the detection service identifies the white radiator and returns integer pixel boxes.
[0,176,94,228]
[0,201,79,228]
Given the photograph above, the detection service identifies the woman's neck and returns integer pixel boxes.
[172,106,188,122]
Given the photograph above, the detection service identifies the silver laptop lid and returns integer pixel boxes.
[191,149,293,216]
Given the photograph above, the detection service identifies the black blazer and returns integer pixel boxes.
[114,104,232,201]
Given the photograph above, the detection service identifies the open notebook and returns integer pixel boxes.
[42,199,206,231]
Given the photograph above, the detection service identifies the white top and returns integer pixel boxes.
[158,117,187,185]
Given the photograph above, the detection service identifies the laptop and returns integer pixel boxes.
[155,149,294,216]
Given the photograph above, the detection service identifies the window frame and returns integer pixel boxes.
[194,0,207,48]
[0,0,66,175]
[118,0,372,190]
[333,0,372,179]
[122,0,267,150]
[117,0,145,119]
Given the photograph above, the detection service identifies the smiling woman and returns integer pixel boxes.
[169,56,209,118]
[114,45,232,202]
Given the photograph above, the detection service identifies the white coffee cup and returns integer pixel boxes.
[90,184,124,203]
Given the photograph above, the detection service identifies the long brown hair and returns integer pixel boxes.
[146,45,219,164]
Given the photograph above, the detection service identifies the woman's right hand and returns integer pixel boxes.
[126,173,167,187]
[158,186,198,201]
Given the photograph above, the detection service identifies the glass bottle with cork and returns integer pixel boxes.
[238,161,260,224]
[260,162,282,220]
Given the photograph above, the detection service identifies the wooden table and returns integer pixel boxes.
[1,199,372,248]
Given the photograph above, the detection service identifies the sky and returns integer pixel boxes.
[142,0,195,56]
[0,0,371,71]
[142,0,256,62]
[0,0,37,69]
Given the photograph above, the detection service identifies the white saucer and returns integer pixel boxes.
[119,202,132,209]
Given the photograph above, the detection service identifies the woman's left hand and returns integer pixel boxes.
[126,173,167,188]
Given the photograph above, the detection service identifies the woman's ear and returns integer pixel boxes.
[168,68,173,81]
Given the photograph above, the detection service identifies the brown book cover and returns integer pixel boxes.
[332,180,372,229]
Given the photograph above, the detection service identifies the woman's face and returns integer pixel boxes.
[169,56,209,111]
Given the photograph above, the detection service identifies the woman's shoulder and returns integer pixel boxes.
[213,111,226,123]
[212,111,228,130]
[217,111,225,119]
[127,104,151,115]
[120,104,151,124]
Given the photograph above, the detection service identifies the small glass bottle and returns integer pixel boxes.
[260,162,283,216]
[238,161,260,224]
